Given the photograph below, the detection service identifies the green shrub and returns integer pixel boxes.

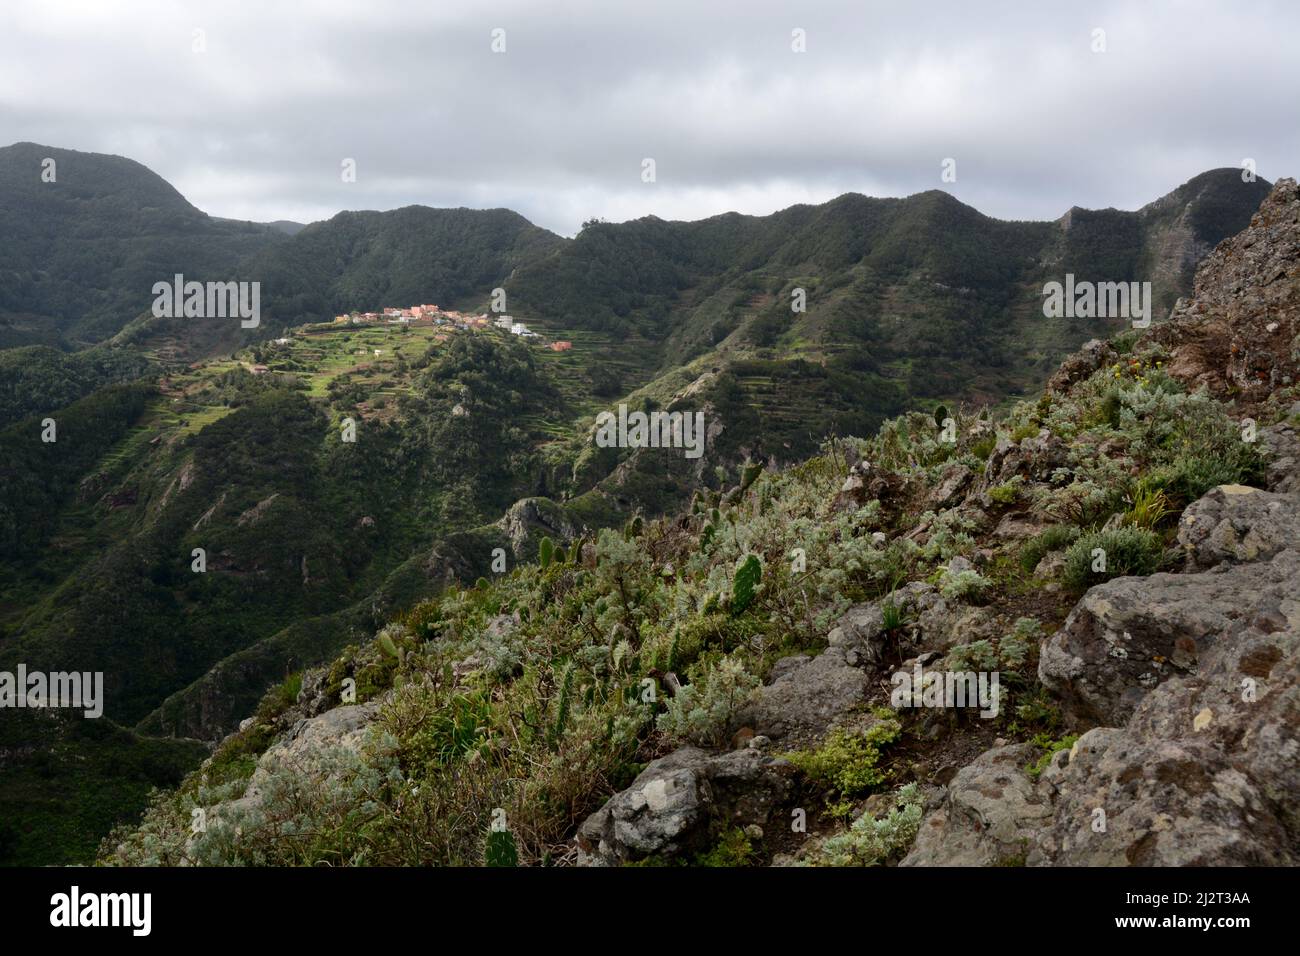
[970,434,998,461]
[939,567,991,603]
[384,687,492,771]
[695,827,757,867]
[1019,525,1081,573]
[785,719,901,796]
[1170,450,1258,502]
[656,657,759,747]
[808,783,923,866]
[1062,527,1163,590]
[988,480,1021,505]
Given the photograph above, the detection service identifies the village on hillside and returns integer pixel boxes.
[331,304,572,351]
[236,302,580,380]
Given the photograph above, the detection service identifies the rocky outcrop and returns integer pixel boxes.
[1045,338,1117,394]
[902,178,1300,868]
[197,702,381,844]
[981,432,1070,492]
[576,746,792,865]
[909,533,1299,865]
[236,493,281,527]
[1036,595,1296,865]
[498,496,580,559]
[833,459,909,513]
[926,463,973,510]
[828,583,921,662]
[828,581,999,662]
[1259,410,1300,493]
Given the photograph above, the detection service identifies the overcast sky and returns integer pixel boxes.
[2,0,1296,236]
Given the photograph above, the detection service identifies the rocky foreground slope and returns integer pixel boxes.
[103,179,1300,868]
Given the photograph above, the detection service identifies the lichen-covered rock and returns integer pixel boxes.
[912,541,1299,867]
[497,496,579,559]
[1038,549,1299,727]
[1037,590,1298,865]
[983,432,1069,490]
[992,510,1050,543]
[901,743,1051,866]
[827,582,937,660]
[1259,414,1300,493]
[190,702,382,856]
[576,746,791,866]
[833,459,908,513]
[1177,484,1300,569]
[733,647,868,744]
[248,703,380,791]
[1042,710,1296,865]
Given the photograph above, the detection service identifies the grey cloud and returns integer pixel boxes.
[1,0,1296,235]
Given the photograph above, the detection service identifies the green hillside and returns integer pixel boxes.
[0,143,287,347]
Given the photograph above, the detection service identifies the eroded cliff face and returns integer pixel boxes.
[1156,177,1300,402]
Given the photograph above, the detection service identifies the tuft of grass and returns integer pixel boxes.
[1122,485,1173,530]
[970,434,998,461]
[880,597,904,633]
